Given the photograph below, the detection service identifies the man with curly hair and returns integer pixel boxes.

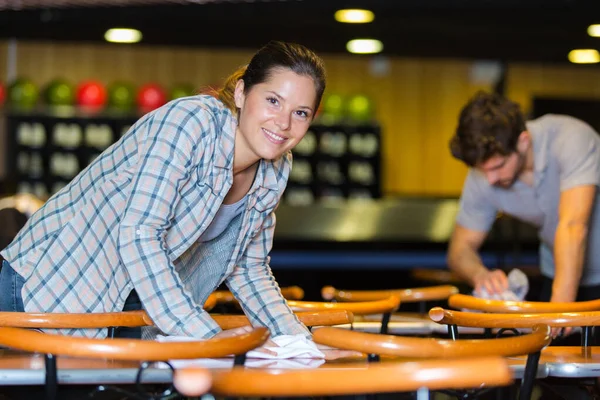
[447,91,600,313]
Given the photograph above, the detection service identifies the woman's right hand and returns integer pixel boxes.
[212,325,254,339]
[316,343,363,360]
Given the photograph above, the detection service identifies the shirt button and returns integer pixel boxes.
[136,229,141,235]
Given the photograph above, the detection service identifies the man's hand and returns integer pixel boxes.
[473,269,509,296]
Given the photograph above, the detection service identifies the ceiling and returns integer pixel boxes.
[0,0,282,10]
[1,0,600,64]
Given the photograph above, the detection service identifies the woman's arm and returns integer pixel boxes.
[118,101,222,338]
[226,210,310,338]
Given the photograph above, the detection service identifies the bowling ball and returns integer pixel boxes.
[108,82,136,111]
[8,78,39,109]
[137,83,167,112]
[170,83,196,100]
[322,93,346,118]
[319,93,348,124]
[43,79,75,106]
[0,82,5,106]
[347,94,375,122]
[76,80,107,108]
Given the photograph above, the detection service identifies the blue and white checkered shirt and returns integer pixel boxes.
[1,95,309,339]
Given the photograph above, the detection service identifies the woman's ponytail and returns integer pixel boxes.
[217,65,247,112]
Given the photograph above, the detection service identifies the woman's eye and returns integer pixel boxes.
[296,110,309,118]
[267,97,278,105]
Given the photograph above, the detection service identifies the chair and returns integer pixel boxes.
[448,293,600,313]
[321,285,458,335]
[0,307,351,337]
[287,296,400,334]
[0,326,269,400]
[0,310,152,338]
[429,307,600,398]
[313,324,551,400]
[211,286,304,314]
[175,357,513,400]
[430,306,600,376]
[322,284,458,303]
[213,285,305,304]
[203,292,218,311]
[212,309,354,330]
[323,284,458,314]
[0,293,217,337]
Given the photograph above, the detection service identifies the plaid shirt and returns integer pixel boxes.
[1,95,309,339]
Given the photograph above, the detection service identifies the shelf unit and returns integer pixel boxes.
[4,109,381,203]
[285,122,382,205]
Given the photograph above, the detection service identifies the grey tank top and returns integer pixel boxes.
[198,195,247,242]
[142,209,245,339]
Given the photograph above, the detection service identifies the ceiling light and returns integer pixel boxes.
[568,49,600,64]
[335,9,375,24]
[346,39,383,54]
[588,24,600,37]
[104,28,142,44]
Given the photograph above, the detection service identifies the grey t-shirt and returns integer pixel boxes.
[456,114,600,285]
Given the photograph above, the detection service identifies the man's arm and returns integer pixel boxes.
[450,168,502,293]
[550,117,600,303]
[551,185,596,302]
[447,223,508,294]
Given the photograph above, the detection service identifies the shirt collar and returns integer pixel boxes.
[213,105,236,170]
[257,158,280,192]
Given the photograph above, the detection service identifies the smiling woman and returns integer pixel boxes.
[215,41,326,205]
[234,69,317,163]
[0,41,328,353]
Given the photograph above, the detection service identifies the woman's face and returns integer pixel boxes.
[234,68,317,161]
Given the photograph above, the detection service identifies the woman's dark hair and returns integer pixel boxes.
[449,91,526,167]
[218,41,326,115]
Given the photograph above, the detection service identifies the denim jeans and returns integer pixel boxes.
[0,260,25,312]
[0,260,142,338]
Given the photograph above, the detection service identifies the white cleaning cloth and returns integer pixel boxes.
[474,269,529,301]
[246,334,325,359]
[156,333,325,360]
